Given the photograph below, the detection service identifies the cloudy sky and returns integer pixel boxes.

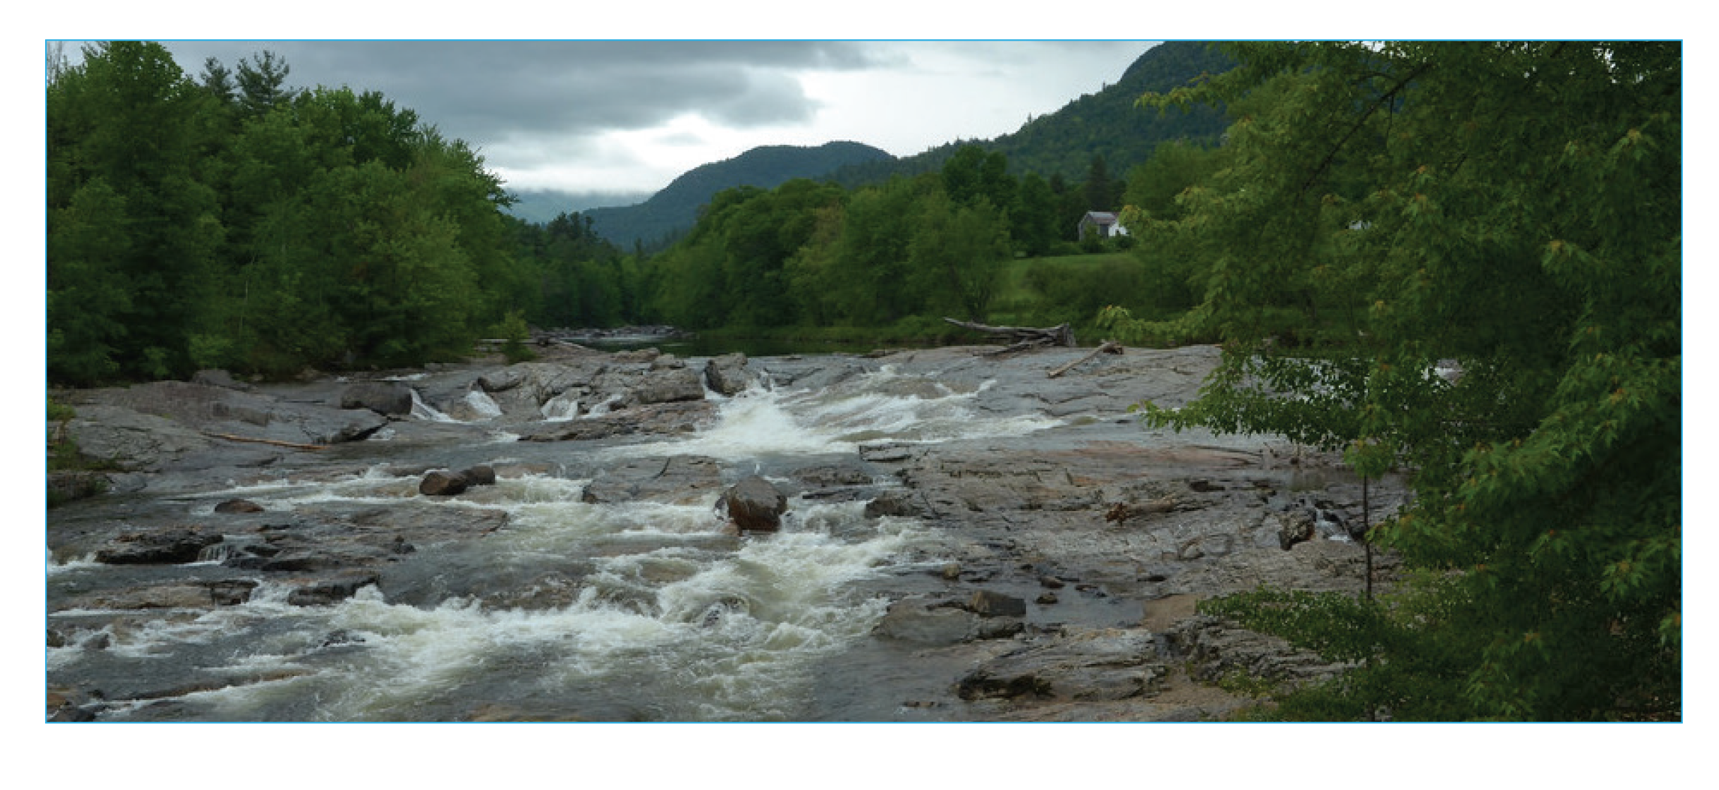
[127,40,1157,205]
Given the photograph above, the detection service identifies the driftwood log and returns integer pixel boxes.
[943,318,1077,355]
[1047,339,1124,378]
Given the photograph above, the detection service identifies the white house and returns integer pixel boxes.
[1077,210,1129,239]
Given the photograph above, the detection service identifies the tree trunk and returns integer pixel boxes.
[1048,340,1123,378]
[943,318,1077,355]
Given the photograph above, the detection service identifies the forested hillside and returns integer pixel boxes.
[827,41,1233,189]
[586,41,1231,249]
[584,141,892,249]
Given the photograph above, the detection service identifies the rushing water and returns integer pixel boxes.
[47,362,1066,722]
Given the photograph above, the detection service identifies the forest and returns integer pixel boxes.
[45,41,1680,720]
[46,40,1188,383]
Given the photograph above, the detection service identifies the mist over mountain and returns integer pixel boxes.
[505,188,654,225]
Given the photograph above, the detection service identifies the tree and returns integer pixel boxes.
[47,41,227,380]
[1010,172,1061,257]
[908,190,1011,323]
[1082,153,1121,211]
[47,178,133,385]
[1102,41,1680,720]
[235,50,295,118]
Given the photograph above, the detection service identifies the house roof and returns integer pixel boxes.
[1081,211,1118,223]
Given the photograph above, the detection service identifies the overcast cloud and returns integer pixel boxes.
[131,40,1156,200]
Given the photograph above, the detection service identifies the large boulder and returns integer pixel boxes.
[703,353,751,396]
[420,470,469,496]
[340,381,416,416]
[721,475,788,532]
[629,367,706,405]
[419,466,495,496]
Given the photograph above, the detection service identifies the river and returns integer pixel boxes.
[47,352,1079,721]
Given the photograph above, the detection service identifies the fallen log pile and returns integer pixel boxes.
[944,318,1077,355]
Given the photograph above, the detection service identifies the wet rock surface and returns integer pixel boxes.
[47,341,1408,721]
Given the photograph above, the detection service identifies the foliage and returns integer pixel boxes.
[827,42,1234,192]
[583,142,891,251]
[1102,41,1680,720]
[491,310,537,364]
[46,43,523,383]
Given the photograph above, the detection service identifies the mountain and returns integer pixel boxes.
[582,141,894,249]
[568,43,1235,248]
[828,41,1235,188]
[504,188,654,225]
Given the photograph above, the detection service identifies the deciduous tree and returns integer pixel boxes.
[1103,41,1680,720]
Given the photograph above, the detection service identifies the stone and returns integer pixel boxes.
[94,529,223,565]
[967,589,1028,618]
[286,573,381,607]
[630,367,705,405]
[865,489,927,519]
[721,475,788,532]
[1278,510,1317,550]
[340,381,416,416]
[214,499,265,514]
[875,597,977,644]
[956,629,1164,703]
[582,456,723,505]
[703,353,751,396]
[420,470,469,496]
[191,369,253,391]
[460,465,497,487]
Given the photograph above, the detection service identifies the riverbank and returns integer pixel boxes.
[46,341,1405,721]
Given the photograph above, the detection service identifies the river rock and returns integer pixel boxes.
[578,456,723,505]
[875,597,979,644]
[629,367,705,405]
[704,353,751,396]
[721,475,788,531]
[191,369,253,391]
[955,628,1164,702]
[420,470,469,496]
[967,589,1028,618]
[287,573,382,606]
[340,381,416,416]
[94,528,223,565]
[1277,509,1317,549]
[214,499,265,513]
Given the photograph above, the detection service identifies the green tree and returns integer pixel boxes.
[1009,172,1061,257]
[47,41,226,380]
[46,178,134,384]
[1103,41,1680,720]
[908,190,1011,322]
[819,175,927,325]
[235,49,296,118]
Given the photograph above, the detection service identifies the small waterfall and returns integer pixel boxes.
[408,388,502,423]
[540,391,580,421]
[463,389,503,420]
[409,390,455,422]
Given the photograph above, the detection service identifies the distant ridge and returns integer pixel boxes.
[583,141,893,249]
[827,41,1234,188]
[561,42,1235,249]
